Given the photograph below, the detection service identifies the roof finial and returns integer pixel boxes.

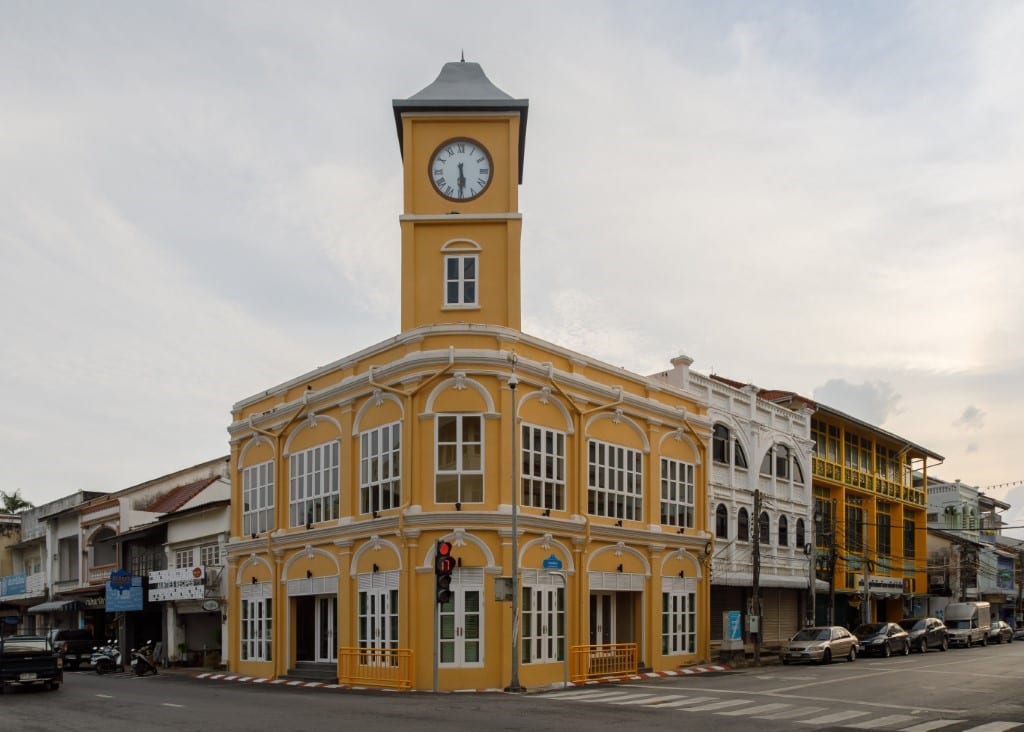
[461,49,465,62]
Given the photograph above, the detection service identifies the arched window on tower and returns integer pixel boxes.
[759,511,770,545]
[737,507,749,542]
[778,515,789,547]
[715,504,729,539]
[795,518,806,548]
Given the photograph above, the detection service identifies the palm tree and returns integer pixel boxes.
[0,489,33,513]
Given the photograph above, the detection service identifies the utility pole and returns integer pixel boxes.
[752,489,761,666]
[828,498,837,626]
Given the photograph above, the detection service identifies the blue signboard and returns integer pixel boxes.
[106,574,143,612]
[541,554,563,570]
[726,610,742,641]
[1,574,27,597]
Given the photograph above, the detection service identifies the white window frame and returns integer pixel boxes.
[241,583,272,662]
[662,578,697,655]
[200,543,220,568]
[435,414,484,504]
[587,439,643,521]
[358,571,400,653]
[360,422,402,514]
[521,423,566,511]
[289,441,340,527]
[444,254,478,307]
[438,569,484,667]
[660,457,695,528]
[521,571,564,665]
[174,548,194,570]
[242,460,275,536]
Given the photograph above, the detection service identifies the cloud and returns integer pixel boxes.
[812,379,902,426]
[953,405,986,430]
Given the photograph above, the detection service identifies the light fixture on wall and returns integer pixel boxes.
[306,569,312,579]
[251,533,257,540]
[455,502,462,512]
[678,527,685,535]
[704,541,713,556]
[615,520,622,527]
[372,510,379,519]
[250,576,257,585]
[306,521,313,530]
[372,563,379,573]
[542,509,550,517]
[616,564,623,573]
[678,570,685,579]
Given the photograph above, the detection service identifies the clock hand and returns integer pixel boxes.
[457,162,466,197]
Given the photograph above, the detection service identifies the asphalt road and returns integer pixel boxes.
[2,640,1023,732]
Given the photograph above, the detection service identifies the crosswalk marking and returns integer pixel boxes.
[572,691,638,703]
[650,696,716,708]
[681,699,755,712]
[612,694,685,706]
[799,709,870,725]
[897,722,964,732]
[536,688,1024,732]
[718,702,792,716]
[846,714,917,729]
[755,705,826,720]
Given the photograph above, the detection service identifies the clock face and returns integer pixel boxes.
[429,138,492,201]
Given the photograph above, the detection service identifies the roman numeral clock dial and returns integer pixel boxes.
[429,138,492,201]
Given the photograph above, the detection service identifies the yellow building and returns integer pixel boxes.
[765,395,943,627]
[225,60,714,691]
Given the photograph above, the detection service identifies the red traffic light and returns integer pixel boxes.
[437,540,452,557]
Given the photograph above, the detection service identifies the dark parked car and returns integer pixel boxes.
[987,620,1014,644]
[897,617,949,653]
[48,628,96,670]
[0,635,62,692]
[780,626,859,665]
[853,622,911,657]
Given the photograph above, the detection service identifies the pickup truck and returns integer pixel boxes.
[0,635,63,692]
[49,628,96,670]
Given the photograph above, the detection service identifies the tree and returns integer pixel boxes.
[0,489,33,513]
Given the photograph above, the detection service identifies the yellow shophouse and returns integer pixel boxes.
[225,59,713,691]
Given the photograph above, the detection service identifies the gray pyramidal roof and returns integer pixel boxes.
[393,60,529,183]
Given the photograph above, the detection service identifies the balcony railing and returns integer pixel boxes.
[812,458,925,505]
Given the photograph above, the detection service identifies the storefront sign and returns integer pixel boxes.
[106,575,143,612]
[0,574,26,597]
[149,567,206,602]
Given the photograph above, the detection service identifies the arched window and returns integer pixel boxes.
[713,423,748,468]
[759,511,770,544]
[713,425,730,464]
[737,507,749,541]
[796,518,806,548]
[794,459,805,485]
[760,444,792,479]
[778,515,789,547]
[715,504,729,539]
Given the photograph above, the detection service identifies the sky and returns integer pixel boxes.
[3,2,1023,532]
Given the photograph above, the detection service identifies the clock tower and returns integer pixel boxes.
[392,60,528,332]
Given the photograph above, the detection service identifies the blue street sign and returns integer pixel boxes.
[542,554,563,570]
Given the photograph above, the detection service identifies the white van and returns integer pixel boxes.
[944,601,992,648]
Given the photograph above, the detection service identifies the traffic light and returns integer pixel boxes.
[435,540,455,604]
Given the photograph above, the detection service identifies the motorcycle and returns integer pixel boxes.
[90,639,122,674]
[129,640,159,676]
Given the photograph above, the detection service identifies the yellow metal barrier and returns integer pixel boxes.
[569,643,638,682]
[338,647,414,689]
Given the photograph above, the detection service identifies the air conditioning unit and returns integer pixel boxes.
[929,575,945,586]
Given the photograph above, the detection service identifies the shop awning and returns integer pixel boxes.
[713,574,814,590]
[27,599,80,614]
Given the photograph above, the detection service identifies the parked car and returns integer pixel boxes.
[1014,625,1024,642]
[48,628,96,670]
[987,620,1014,644]
[0,635,62,692]
[897,617,949,653]
[853,622,912,658]
[780,626,859,665]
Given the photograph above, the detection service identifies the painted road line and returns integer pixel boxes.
[846,714,917,729]
[755,706,826,720]
[897,722,965,732]
[651,696,717,708]
[959,723,1024,732]
[612,694,686,706]
[681,699,756,712]
[718,702,792,717]
[543,689,633,701]
[798,709,871,725]
[572,691,640,703]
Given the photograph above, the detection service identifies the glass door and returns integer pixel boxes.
[590,592,615,645]
[316,596,337,663]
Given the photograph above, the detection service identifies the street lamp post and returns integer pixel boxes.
[505,362,525,693]
[548,570,568,688]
